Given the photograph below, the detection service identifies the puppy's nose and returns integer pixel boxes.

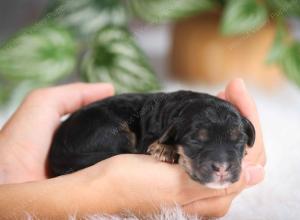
[211,163,229,177]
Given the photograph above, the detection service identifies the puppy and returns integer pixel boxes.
[49,91,255,189]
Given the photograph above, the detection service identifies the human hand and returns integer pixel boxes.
[217,78,266,182]
[76,153,251,218]
[0,153,247,219]
[0,83,114,184]
[0,79,265,218]
[0,79,238,218]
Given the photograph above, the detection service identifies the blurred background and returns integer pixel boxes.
[0,0,300,219]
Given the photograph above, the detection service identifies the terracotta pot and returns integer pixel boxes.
[170,13,286,89]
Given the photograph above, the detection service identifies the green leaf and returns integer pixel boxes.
[267,0,300,17]
[0,22,77,83]
[0,78,48,108]
[129,0,215,23]
[81,25,161,93]
[0,80,12,105]
[221,0,268,36]
[281,42,300,87]
[51,0,128,40]
[266,21,287,64]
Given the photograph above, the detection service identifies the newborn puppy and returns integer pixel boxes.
[49,91,255,189]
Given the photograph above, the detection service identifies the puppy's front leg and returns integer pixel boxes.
[147,141,178,163]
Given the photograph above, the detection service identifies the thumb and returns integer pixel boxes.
[243,163,265,186]
[223,163,264,196]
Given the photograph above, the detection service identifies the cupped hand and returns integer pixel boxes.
[0,79,266,218]
[217,78,266,182]
[80,154,250,217]
[0,83,114,183]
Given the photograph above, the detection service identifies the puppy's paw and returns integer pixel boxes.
[147,141,177,163]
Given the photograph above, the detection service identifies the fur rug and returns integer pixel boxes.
[70,207,203,220]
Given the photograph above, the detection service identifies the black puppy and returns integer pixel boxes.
[49,91,255,189]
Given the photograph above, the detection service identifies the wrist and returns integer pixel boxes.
[99,155,166,214]
[0,174,86,218]
[76,160,127,215]
[80,157,160,216]
[44,157,145,217]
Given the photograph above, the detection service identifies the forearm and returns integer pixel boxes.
[0,169,120,219]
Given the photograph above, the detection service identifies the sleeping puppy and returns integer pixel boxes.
[49,90,255,189]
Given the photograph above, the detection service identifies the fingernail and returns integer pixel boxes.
[245,165,264,185]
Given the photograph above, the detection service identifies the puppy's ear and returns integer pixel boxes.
[242,117,256,147]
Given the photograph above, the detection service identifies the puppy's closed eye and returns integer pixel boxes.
[230,128,240,141]
[198,129,209,141]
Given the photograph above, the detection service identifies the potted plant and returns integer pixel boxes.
[0,0,299,107]
[169,0,300,89]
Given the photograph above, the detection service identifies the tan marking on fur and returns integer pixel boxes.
[198,129,209,141]
[119,121,137,149]
[230,128,240,141]
[177,145,193,176]
[147,141,177,163]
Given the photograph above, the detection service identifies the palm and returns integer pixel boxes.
[0,83,114,183]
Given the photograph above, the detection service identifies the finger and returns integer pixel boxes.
[181,167,257,217]
[242,162,265,186]
[180,167,249,206]
[1,83,114,156]
[3,82,114,130]
[257,151,267,167]
[181,157,265,201]
[51,83,115,116]
[217,168,248,196]
[224,78,265,165]
[182,192,237,218]
[224,78,258,125]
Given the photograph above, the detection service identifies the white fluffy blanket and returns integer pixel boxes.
[70,207,203,220]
